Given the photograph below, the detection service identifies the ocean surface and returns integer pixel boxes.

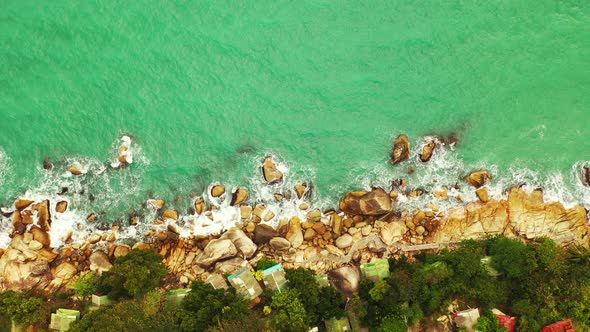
[1,1,590,246]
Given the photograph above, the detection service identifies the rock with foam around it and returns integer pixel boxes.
[262,157,283,184]
[230,187,249,206]
[466,170,492,188]
[391,134,410,164]
[211,185,225,198]
[340,188,393,216]
[420,140,436,162]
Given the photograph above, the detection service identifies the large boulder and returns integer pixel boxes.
[340,188,393,216]
[269,237,291,251]
[391,134,410,164]
[89,251,112,275]
[420,140,436,162]
[328,265,361,295]
[380,221,408,245]
[582,166,590,187]
[215,258,247,275]
[262,157,283,184]
[286,217,303,248]
[31,200,51,231]
[335,234,353,249]
[56,201,68,213]
[197,239,238,267]
[220,228,257,258]
[211,185,225,198]
[253,224,279,244]
[466,170,492,188]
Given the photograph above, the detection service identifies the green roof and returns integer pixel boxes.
[166,288,191,305]
[361,259,390,281]
[228,267,263,300]
[49,309,80,331]
[262,264,288,291]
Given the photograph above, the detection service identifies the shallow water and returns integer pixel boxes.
[1,1,590,245]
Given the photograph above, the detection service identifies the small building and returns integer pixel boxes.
[454,308,480,332]
[360,259,390,282]
[262,263,288,292]
[207,273,229,290]
[542,319,575,332]
[315,274,330,288]
[228,266,263,300]
[325,317,351,332]
[49,309,80,331]
[480,257,500,277]
[491,308,516,332]
[166,288,191,305]
[91,294,112,307]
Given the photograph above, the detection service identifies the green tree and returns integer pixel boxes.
[473,310,507,332]
[271,289,308,332]
[488,236,529,279]
[180,280,249,332]
[0,291,48,327]
[377,315,407,332]
[285,267,321,324]
[98,249,167,300]
[317,286,346,321]
[72,271,100,298]
[255,258,279,271]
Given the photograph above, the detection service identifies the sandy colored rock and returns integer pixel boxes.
[286,217,304,248]
[262,156,283,184]
[215,258,247,275]
[270,237,291,251]
[304,228,317,241]
[68,165,83,176]
[466,170,492,188]
[220,228,257,259]
[87,213,97,222]
[420,140,436,162]
[240,205,252,219]
[55,200,68,213]
[328,265,360,295]
[14,199,34,211]
[148,199,165,210]
[114,245,131,258]
[194,198,206,215]
[254,224,278,244]
[335,234,353,249]
[162,209,179,221]
[88,233,101,244]
[295,183,308,199]
[28,240,43,251]
[391,134,410,165]
[230,187,249,206]
[89,251,112,275]
[340,188,393,216]
[31,200,51,231]
[476,188,489,203]
[307,209,321,222]
[211,185,225,198]
[197,239,238,267]
[53,262,77,280]
[299,202,310,210]
[380,221,408,245]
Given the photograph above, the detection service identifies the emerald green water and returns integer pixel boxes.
[1,1,590,215]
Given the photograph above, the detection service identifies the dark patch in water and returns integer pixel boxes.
[236,143,256,155]
[43,158,53,170]
[57,187,68,195]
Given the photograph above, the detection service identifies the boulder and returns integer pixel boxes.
[240,205,253,219]
[147,199,165,210]
[211,185,225,198]
[31,200,51,231]
[56,201,68,213]
[262,156,283,184]
[14,199,34,211]
[476,188,489,203]
[380,222,408,245]
[230,188,249,206]
[215,258,247,275]
[304,228,317,241]
[30,261,49,276]
[86,213,97,222]
[89,251,112,275]
[269,237,291,251]
[28,240,43,251]
[335,234,353,249]
[286,217,303,248]
[162,209,179,221]
[253,224,279,244]
[583,166,590,187]
[53,262,77,280]
[68,164,83,176]
[328,265,361,295]
[197,239,238,267]
[220,228,257,258]
[294,183,308,199]
[420,140,436,162]
[340,188,393,216]
[194,198,205,215]
[391,134,410,164]
[466,170,492,188]
[113,245,131,258]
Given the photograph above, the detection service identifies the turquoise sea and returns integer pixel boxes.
[1,1,590,232]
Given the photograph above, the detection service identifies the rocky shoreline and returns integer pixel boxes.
[0,138,589,295]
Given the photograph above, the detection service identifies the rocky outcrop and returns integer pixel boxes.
[262,156,283,184]
[420,140,436,162]
[391,134,410,164]
[466,170,492,188]
[340,188,392,216]
[197,239,238,267]
[89,251,112,275]
[219,228,257,259]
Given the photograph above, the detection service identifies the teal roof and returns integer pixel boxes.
[228,267,248,281]
[262,263,284,275]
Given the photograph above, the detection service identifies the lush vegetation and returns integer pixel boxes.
[4,236,590,331]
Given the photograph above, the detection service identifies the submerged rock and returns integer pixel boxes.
[390,134,410,165]
[262,156,283,184]
[340,188,393,216]
[420,140,436,162]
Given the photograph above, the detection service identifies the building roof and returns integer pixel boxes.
[542,319,575,332]
[228,266,263,300]
[454,308,480,331]
[360,259,390,281]
[166,288,191,305]
[262,263,288,292]
[49,309,80,331]
[207,273,229,290]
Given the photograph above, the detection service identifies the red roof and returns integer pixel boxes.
[496,314,516,332]
[541,319,575,332]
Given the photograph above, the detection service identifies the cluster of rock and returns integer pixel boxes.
[0,152,589,296]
